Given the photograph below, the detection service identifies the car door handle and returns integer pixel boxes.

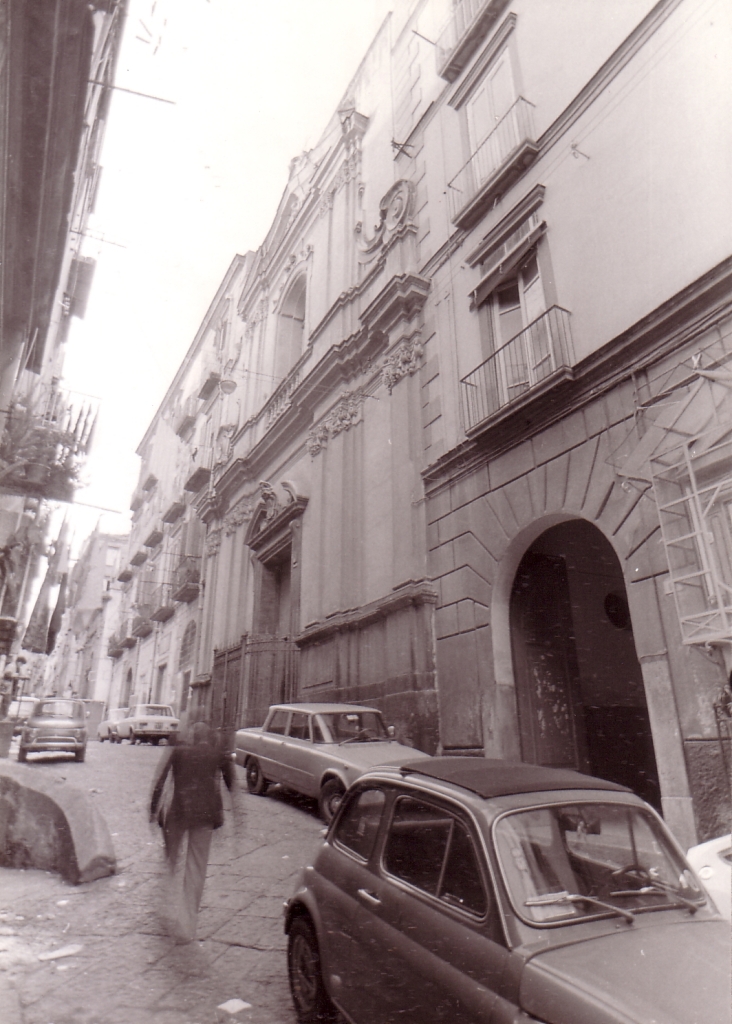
[357,888,381,907]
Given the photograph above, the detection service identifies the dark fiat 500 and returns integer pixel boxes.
[285,757,730,1024]
[18,698,88,762]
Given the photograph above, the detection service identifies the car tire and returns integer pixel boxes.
[129,732,136,745]
[151,737,160,745]
[17,746,27,763]
[75,746,86,763]
[318,779,345,824]
[245,758,269,795]
[287,917,335,1024]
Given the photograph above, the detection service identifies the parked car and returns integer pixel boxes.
[7,696,38,736]
[235,703,430,821]
[116,704,178,745]
[18,698,88,763]
[687,833,732,921]
[97,707,129,742]
[285,756,730,1024]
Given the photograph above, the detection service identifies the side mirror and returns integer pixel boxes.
[387,725,395,738]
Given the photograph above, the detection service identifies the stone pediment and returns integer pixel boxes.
[245,480,308,555]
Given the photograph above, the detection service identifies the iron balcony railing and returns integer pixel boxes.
[461,306,574,431]
[447,97,536,224]
[172,556,200,603]
[150,584,175,622]
[436,0,502,79]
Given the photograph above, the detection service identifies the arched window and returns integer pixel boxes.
[179,621,196,670]
[274,275,306,384]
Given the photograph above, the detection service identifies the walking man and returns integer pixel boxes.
[150,720,237,942]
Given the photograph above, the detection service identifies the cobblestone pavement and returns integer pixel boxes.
[0,739,326,1024]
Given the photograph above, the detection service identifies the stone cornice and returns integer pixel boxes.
[296,580,438,647]
[359,272,430,337]
[423,256,732,491]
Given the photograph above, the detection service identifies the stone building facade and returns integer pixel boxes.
[121,0,730,845]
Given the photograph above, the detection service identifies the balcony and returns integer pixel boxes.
[117,619,137,648]
[143,525,163,548]
[461,306,574,432]
[107,633,124,658]
[163,498,186,523]
[184,450,212,493]
[117,567,133,583]
[150,584,175,623]
[142,472,158,492]
[171,556,201,603]
[436,0,509,82]
[447,98,538,229]
[130,549,148,567]
[175,395,199,437]
[132,609,153,638]
[198,363,222,401]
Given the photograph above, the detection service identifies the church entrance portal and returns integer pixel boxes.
[509,520,660,808]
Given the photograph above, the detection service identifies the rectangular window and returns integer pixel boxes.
[334,788,386,862]
[266,708,289,735]
[288,712,310,741]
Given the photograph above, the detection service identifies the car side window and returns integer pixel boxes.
[288,712,310,741]
[384,796,488,916]
[333,788,386,862]
[266,709,289,735]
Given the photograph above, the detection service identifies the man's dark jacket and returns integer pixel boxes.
[151,742,234,830]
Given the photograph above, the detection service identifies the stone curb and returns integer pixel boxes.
[0,761,116,884]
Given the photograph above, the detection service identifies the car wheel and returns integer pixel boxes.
[17,746,27,763]
[287,917,335,1024]
[75,746,86,763]
[245,758,269,795]
[129,732,136,745]
[151,737,160,745]
[318,779,345,823]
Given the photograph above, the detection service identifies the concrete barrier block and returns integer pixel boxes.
[0,762,116,884]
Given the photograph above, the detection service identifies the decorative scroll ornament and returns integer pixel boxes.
[206,527,222,556]
[223,496,254,535]
[382,337,424,394]
[356,180,415,263]
[307,391,364,457]
[260,481,279,522]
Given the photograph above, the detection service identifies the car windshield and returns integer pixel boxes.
[137,705,172,716]
[320,711,387,743]
[36,700,82,719]
[494,802,704,925]
[111,709,128,721]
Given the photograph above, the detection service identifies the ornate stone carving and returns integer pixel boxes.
[356,180,415,263]
[206,527,221,556]
[382,337,424,393]
[223,496,253,535]
[307,391,364,457]
[260,481,279,522]
[214,423,236,466]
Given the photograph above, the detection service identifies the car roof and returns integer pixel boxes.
[267,702,381,714]
[396,756,631,799]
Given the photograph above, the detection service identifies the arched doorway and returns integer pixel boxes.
[510,519,660,808]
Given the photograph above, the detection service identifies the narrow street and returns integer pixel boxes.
[0,740,324,1024]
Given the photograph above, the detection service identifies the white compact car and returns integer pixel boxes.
[687,834,731,920]
[116,704,179,745]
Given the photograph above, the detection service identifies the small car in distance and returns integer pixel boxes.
[7,696,38,736]
[116,704,178,745]
[285,757,730,1024]
[235,703,430,822]
[97,707,128,742]
[18,698,88,762]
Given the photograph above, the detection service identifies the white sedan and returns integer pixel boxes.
[97,707,128,742]
[235,702,430,821]
[116,704,179,745]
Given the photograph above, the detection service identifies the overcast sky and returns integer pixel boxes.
[61,0,394,551]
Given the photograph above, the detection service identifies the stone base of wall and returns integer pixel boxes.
[297,581,439,753]
[684,739,732,842]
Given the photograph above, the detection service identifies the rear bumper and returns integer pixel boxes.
[22,738,86,753]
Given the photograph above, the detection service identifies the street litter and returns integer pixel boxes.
[217,998,252,1014]
[37,943,83,962]
[56,900,68,906]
